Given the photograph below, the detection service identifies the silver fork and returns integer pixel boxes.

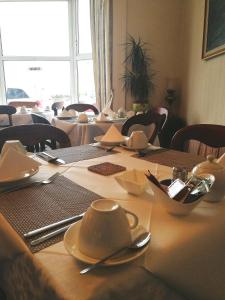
[0,172,60,195]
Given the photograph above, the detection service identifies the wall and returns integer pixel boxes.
[180,0,225,125]
[112,0,184,111]
[112,0,225,126]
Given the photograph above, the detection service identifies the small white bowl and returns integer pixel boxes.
[115,169,149,196]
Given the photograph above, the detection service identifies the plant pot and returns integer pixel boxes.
[132,103,149,113]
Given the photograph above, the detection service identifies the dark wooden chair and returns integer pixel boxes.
[0,124,71,153]
[0,105,17,128]
[31,113,51,125]
[121,109,168,144]
[51,101,64,116]
[170,124,225,158]
[65,103,99,115]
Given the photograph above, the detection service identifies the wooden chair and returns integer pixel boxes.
[121,109,168,144]
[171,124,225,158]
[65,103,99,115]
[0,105,17,128]
[51,102,64,116]
[0,124,71,153]
[0,213,64,300]
[31,113,51,125]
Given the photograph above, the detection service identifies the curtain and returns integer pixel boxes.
[90,0,112,111]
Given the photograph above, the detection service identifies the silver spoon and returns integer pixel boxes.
[0,172,60,195]
[80,231,151,275]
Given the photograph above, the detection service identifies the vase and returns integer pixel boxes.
[132,103,149,113]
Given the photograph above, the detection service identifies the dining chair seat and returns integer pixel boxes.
[170,124,225,158]
[0,124,71,153]
[0,213,64,300]
[0,105,17,128]
[65,103,99,115]
[121,109,168,144]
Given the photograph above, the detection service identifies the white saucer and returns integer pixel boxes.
[64,221,149,266]
[0,167,39,184]
[94,135,126,146]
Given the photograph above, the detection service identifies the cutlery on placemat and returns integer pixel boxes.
[0,172,60,195]
[37,152,66,165]
[24,212,85,238]
[30,224,71,246]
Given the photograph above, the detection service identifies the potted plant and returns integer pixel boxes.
[122,35,155,113]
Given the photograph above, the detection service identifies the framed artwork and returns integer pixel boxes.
[202,0,225,60]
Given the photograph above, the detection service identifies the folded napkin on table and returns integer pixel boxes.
[68,109,77,117]
[58,110,72,118]
[20,106,28,114]
[101,124,124,143]
[0,148,41,182]
[96,112,109,122]
[31,105,41,113]
[52,118,76,134]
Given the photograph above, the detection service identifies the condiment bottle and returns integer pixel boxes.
[192,155,225,202]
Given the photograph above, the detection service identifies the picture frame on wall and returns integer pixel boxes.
[202,0,225,60]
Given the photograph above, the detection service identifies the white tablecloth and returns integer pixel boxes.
[0,111,54,126]
[52,118,124,146]
[34,149,225,300]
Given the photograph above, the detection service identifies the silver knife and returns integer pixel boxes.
[0,181,42,195]
[24,212,85,238]
[38,152,66,165]
[30,224,71,246]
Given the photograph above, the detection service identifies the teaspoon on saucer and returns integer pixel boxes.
[80,231,151,275]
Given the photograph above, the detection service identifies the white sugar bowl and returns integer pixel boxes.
[192,155,225,202]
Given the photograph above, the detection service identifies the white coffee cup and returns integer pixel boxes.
[126,131,148,149]
[78,199,139,259]
[1,140,26,157]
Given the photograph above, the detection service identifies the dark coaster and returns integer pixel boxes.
[88,162,126,176]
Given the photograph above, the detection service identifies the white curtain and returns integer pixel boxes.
[90,0,112,111]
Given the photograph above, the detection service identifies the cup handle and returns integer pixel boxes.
[124,209,138,229]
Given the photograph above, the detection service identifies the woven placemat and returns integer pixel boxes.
[0,175,101,253]
[133,149,205,171]
[42,144,117,164]
[88,162,126,176]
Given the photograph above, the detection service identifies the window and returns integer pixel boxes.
[0,0,95,107]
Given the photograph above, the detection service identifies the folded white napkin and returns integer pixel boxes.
[78,113,88,123]
[52,118,76,134]
[217,153,225,168]
[0,148,41,182]
[96,112,108,122]
[101,125,124,142]
[58,110,71,118]
[20,106,28,114]
[68,109,77,117]
[1,140,26,157]
[31,105,40,113]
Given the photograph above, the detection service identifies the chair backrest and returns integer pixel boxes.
[121,110,167,144]
[65,103,99,115]
[171,124,225,158]
[31,113,51,125]
[0,124,71,153]
[0,105,17,127]
[51,101,64,116]
[0,213,64,299]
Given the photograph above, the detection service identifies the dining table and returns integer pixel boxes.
[51,117,126,146]
[0,145,224,300]
[0,109,54,126]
